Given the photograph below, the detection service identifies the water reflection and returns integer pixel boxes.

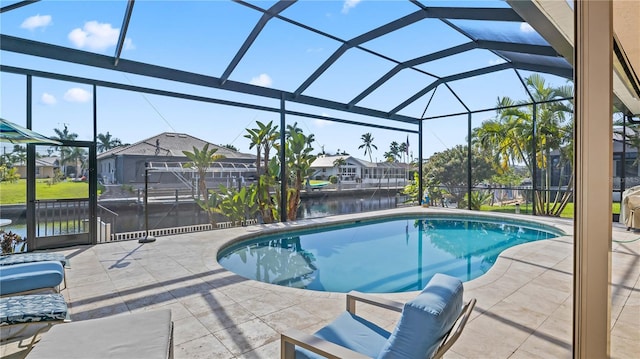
[2,194,403,235]
[218,217,557,293]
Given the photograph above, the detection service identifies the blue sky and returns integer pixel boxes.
[0,0,570,161]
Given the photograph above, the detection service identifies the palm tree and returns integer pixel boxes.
[244,120,279,223]
[398,142,407,163]
[332,157,346,184]
[11,145,26,165]
[66,147,87,178]
[285,130,316,220]
[244,120,278,177]
[183,144,225,225]
[383,151,395,162]
[244,127,264,176]
[472,74,573,216]
[389,141,400,162]
[97,132,122,153]
[222,144,238,152]
[358,132,377,162]
[52,125,78,176]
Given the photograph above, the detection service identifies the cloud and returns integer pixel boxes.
[342,0,361,14]
[314,113,334,128]
[520,23,535,33]
[124,38,136,50]
[306,47,324,53]
[249,73,273,87]
[20,14,52,30]
[64,88,91,103]
[41,93,57,105]
[489,58,506,66]
[68,21,132,51]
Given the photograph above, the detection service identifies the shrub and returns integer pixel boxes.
[329,175,338,184]
[1,230,25,254]
[0,165,20,183]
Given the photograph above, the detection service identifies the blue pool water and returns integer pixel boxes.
[217,215,562,293]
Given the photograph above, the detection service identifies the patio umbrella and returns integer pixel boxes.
[0,118,62,145]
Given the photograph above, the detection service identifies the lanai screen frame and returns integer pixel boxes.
[1,1,637,357]
[1,0,582,222]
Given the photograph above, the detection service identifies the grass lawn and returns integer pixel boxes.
[0,179,94,204]
[481,202,621,219]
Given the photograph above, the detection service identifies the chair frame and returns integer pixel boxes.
[281,291,476,359]
[1,318,70,350]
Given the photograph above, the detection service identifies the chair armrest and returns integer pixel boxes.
[432,298,477,359]
[346,291,404,314]
[281,328,371,359]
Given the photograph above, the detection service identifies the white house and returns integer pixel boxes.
[310,155,411,184]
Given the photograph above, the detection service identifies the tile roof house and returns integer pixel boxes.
[97,132,256,186]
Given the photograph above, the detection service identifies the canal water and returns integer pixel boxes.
[1,194,407,239]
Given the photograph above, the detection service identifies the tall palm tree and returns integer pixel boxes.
[389,141,400,162]
[244,120,278,177]
[398,142,407,163]
[97,132,123,153]
[52,125,78,176]
[358,132,377,162]
[245,120,279,223]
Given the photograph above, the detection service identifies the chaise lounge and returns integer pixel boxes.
[26,309,174,359]
[0,293,69,350]
[0,252,69,289]
[0,261,65,297]
[281,273,476,359]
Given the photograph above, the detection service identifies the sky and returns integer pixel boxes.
[0,0,571,162]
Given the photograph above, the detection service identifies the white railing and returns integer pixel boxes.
[105,219,259,242]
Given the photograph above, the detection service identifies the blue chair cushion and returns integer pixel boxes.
[296,311,391,359]
[0,260,64,296]
[377,273,464,359]
[0,252,68,267]
[0,294,67,325]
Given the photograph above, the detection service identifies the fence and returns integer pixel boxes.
[106,219,259,242]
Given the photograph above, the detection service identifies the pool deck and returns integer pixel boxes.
[1,207,638,358]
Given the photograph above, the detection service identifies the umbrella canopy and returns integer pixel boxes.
[0,118,62,145]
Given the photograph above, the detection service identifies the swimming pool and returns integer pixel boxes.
[217,215,563,293]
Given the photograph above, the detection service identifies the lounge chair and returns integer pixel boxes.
[0,252,69,289]
[0,252,68,267]
[0,261,65,296]
[281,273,476,359]
[0,293,69,350]
[26,309,174,359]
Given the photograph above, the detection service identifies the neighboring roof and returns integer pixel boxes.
[311,154,410,169]
[97,132,255,160]
[311,155,363,168]
[14,157,60,167]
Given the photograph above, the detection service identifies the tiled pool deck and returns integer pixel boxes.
[2,207,639,358]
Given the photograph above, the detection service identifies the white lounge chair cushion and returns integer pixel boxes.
[377,273,464,359]
[27,309,173,359]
